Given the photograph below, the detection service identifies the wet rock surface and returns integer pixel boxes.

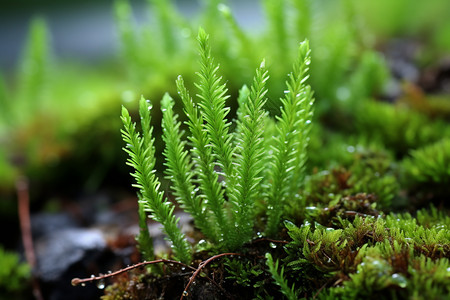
[29,191,193,299]
[35,228,106,282]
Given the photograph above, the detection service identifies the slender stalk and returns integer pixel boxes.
[17,176,43,300]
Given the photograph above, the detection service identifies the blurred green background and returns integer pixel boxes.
[1,0,449,297]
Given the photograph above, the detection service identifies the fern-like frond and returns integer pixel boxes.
[121,98,191,263]
[176,75,226,244]
[161,92,217,242]
[265,40,314,236]
[265,253,299,300]
[196,28,235,186]
[229,60,269,248]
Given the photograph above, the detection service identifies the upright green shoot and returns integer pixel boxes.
[265,40,314,236]
[161,93,217,242]
[229,61,269,248]
[176,76,226,244]
[196,28,235,194]
[121,97,192,263]
[136,195,155,262]
[121,29,315,257]
[265,253,299,300]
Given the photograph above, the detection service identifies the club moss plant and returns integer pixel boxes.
[1,0,449,298]
[120,28,314,262]
[110,27,450,299]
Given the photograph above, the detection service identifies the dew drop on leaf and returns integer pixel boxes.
[96,279,105,290]
[391,273,407,288]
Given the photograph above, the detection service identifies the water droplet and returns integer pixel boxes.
[81,283,86,287]
[347,145,355,153]
[256,232,263,238]
[391,273,407,288]
[181,267,186,271]
[90,275,95,279]
[283,90,289,94]
[96,279,105,289]
[183,291,189,296]
[269,242,277,249]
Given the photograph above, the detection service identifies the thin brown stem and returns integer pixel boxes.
[180,252,241,300]
[17,176,43,300]
[71,259,195,286]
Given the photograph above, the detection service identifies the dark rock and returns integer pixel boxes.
[35,228,106,282]
[31,213,78,239]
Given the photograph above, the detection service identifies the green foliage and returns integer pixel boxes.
[176,74,225,245]
[121,30,314,257]
[354,101,447,157]
[228,60,269,247]
[347,148,399,208]
[402,137,450,197]
[16,17,50,118]
[0,246,30,294]
[3,0,450,298]
[282,207,450,298]
[161,92,216,242]
[121,97,192,263]
[265,41,314,236]
[136,195,155,262]
[225,258,264,288]
[265,253,299,300]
